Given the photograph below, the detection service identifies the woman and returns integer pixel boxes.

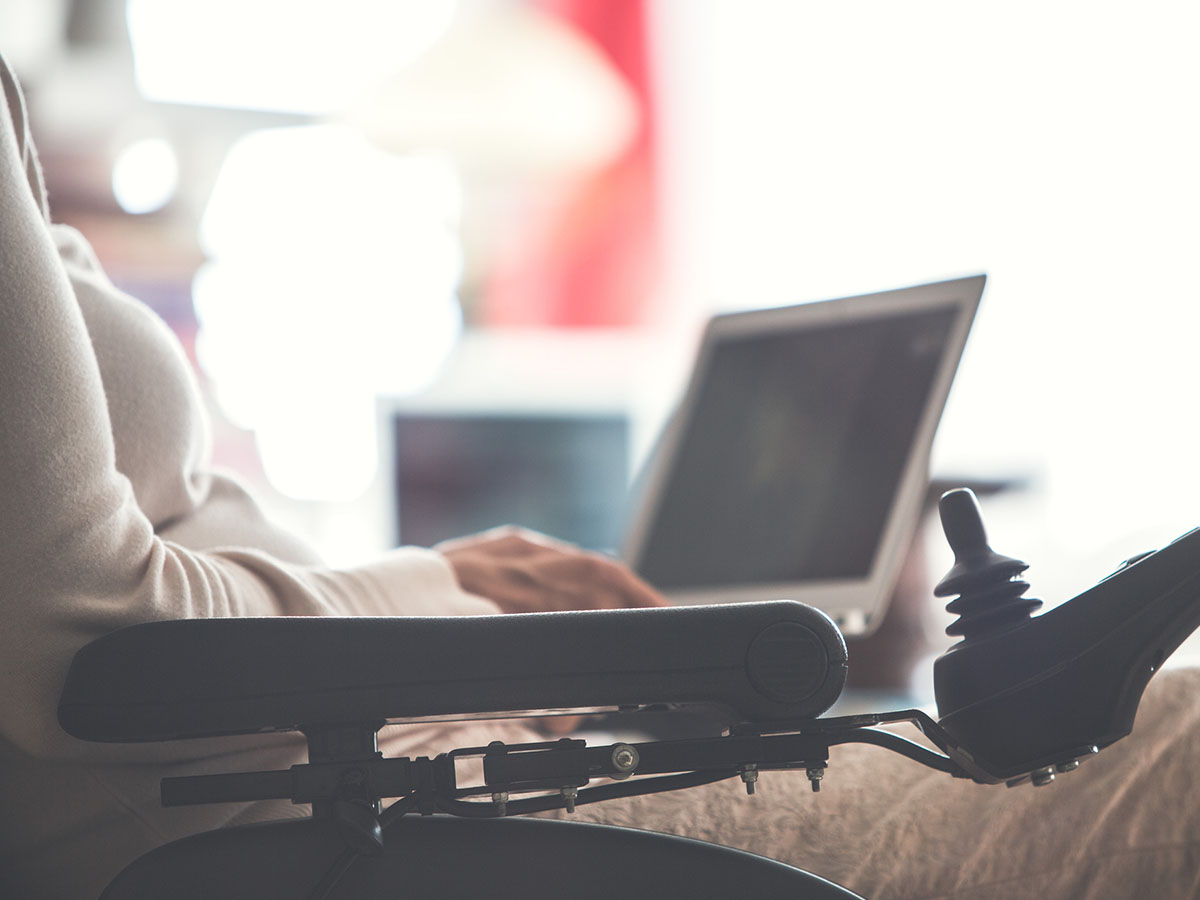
[3,52,1199,900]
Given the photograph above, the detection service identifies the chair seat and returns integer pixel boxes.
[100,815,864,900]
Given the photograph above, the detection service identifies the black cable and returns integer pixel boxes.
[379,795,419,828]
[304,797,417,900]
[304,846,360,900]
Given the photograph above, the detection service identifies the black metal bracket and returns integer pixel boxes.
[160,707,990,819]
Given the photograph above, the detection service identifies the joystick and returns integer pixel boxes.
[934,488,1041,640]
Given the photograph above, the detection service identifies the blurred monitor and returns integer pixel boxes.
[389,413,629,551]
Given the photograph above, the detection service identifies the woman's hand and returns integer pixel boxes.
[437,526,668,614]
[438,527,668,734]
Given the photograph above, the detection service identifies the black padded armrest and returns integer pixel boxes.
[58,601,847,743]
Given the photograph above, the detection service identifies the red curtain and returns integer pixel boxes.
[481,0,661,329]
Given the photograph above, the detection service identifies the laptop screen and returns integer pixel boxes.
[621,275,984,634]
[635,306,958,590]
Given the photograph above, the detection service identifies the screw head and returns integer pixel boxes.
[561,786,578,813]
[740,765,759,795]
[491,791,509,815]
[1030,767,1055,787]
[610,743,639,779]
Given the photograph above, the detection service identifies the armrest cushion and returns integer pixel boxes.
[58,601,847,742]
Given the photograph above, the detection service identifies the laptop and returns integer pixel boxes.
[620,275,984,636]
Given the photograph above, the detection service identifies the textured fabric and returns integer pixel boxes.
[3,52,1199,900]
[570,666,1200,899]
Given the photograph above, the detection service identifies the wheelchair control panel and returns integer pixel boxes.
[58,488,1200,866]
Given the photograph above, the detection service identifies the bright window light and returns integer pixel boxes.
[125,0,457,112]
[111,137,178,214]
[194,125,464,501]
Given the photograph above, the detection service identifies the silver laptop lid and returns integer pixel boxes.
[621,275,984,636]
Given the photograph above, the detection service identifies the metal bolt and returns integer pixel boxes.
[491,791,509,816]
[610,743,639,779]
[806,766,825,793]
[561,786,578,813]
[1055,759,1080,774]
[740,764,759,796]
[1030,768,1055,787]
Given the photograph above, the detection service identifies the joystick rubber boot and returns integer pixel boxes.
[934,488,1041,640]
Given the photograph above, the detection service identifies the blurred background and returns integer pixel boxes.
[4,0,1199,689]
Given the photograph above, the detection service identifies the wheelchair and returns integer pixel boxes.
[58,490,1200,899]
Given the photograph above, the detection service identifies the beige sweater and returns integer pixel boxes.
[6,52,1200,900]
